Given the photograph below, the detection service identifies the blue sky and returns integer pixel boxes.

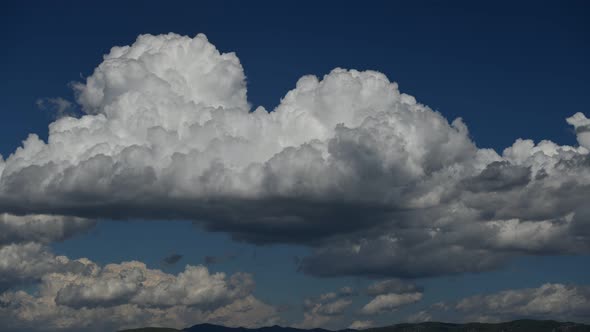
[1,1,590,330]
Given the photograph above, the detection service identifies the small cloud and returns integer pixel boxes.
[204,253,237,265]
[36,97,74,118]
[162,253,183,265]
[406,310,432,323]
[361,292,423,315]
[349,320,374,330]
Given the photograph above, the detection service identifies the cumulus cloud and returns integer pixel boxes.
[297,287,356,329]
[0,213,95,291]
[0,243,92,288]
[455,283,590,323]
[0,214,95,246]
[360,279,423,315]
[1,32,590,279]
[349,320,374,329]
[410,283,590,324]
[0,255,278,331]
[361,292,422,315]
[405,310,432,323]
[567,112,590,150]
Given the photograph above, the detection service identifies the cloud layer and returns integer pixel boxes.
[1,33,590,279]
[0,252,278,331]
[408,283,590,323]
[361,279,423,315]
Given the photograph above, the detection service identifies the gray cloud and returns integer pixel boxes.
[361,279,423,315]
[461,161,531,193]
[361,292,422,315]
[0,214,95,246]
[162,253,183,266]
[407,283,590,324]
[366,279,422,296]
[0,255,278,331]
[456,283,590,323]
[0,243,95,289]
[36,97,74,119]
[1,33,590,279]
[297,287,357,328]
[204,253,237,266]
[349,320,374,329]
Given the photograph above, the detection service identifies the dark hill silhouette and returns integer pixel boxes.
[119,320,590,332]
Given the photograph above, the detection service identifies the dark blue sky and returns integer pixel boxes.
[1,1,590,328]
[2,1,589,156]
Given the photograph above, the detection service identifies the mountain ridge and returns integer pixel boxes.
[119,319,590,332]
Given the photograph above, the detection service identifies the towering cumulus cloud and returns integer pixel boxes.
[1,33,590,278]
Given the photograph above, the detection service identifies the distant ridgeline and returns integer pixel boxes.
[119,320,590,332]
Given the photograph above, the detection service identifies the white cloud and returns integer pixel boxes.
[0,255,278,331]
[297,288,356,329]
[361,292,422,315]
[405,310,432,323]
[49,261,254,310]
[36,97,74,118]
[455,283,590,323]
[1,33,590,279]
[0,243,88,286]
[567,112,590,150]
[0,214,95,246]
[349,320,374,329]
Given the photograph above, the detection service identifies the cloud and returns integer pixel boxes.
[412,283,590,323]
[567,112,590,150]
[361,292,422,315]
[349,320,374,329]
[36,97,74,118]
[162,253,183,265]
[1,33,590,279]
[0,243,92,288]
[0,254,278,331]
[405,310,432,323]
[297,287,356,329]
[53,262,254,309]
[366,279,422,296]
[360,279,423,315]
[0,214,95,246]
[0,213,96,292]
[455,283,590,323]
[204,253,237,266]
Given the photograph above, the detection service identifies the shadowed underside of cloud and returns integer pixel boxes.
[1,33,590,280]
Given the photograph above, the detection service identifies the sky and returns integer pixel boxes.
[1,1,590,331]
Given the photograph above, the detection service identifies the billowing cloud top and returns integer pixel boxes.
[1,33,590,278]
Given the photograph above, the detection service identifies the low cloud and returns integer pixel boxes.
[0,214,95,246]
[361,292,422,315]
[349,320,374,329]
[408,283,590,323]
[297,287,356,329]
[0,253,278,331]
[366,279,422,296]
[361,279,423,315]
[455,283,590,323]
